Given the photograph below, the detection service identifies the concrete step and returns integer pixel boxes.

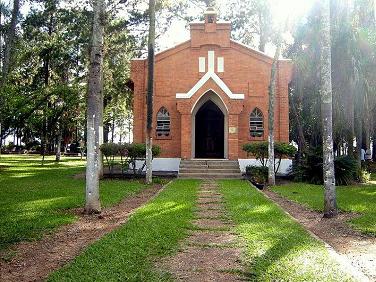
[180,160,238,165]
[179,168,241,173]
[178,159,241,179]
[178,172,242,179]
[179,164,240,169]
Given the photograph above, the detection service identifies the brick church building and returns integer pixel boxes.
[131,9,292,170]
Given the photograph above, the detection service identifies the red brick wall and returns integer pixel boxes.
[131,17,292,159]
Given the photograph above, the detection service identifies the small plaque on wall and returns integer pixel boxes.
[229,127,238,134]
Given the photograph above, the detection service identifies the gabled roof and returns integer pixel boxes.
[176,71,244,100]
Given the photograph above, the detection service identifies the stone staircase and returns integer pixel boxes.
[178,159,242,179]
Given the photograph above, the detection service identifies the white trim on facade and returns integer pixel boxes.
[199,57,206,72]
[238,159,292,175]
[130,158,292,175]
[208,51,215,72]
[133,158,181,172]
[217,57,224,72]
[176,71,244,100]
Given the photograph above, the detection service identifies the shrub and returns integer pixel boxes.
[100,143,121,175]
[243,142,268,166]
[358,169,371,183]
[291,148,360,185]
[127,143,161,175]
[364,160,376,173]
[242,141,296,173]
[246,165,268,184]
[335,156,358,185]
[100,142,161,176]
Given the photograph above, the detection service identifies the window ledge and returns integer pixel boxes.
[248,136,265,141]
[156,135,172,140]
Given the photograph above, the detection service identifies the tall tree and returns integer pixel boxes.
[319,0,337,218]
[1,0,20,84]
[145,0,156,184]
[0,0,20,153]
[85,0,105,214]
[225,0,272,52]
[267,36,282,186]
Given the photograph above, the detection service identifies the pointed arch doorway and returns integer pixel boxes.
[191,90,228,159]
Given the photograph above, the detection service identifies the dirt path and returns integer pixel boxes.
[0,184,163,282]
[160,179,245,281]
[264,189,376,282]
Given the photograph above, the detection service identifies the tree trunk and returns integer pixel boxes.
[319,0,337,218]
[55,122,62,162]
[85,0,105,214]
[145,0,156,184]
[0,122,2,159]
[354,77,363,167]
[372,133,376,161]
[346,78,355,157]
[98,77,104,179]
[363,92,371,150]
[1,0,20,84]
[267,41,281,186]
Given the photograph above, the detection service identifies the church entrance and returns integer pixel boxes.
[195,100,224,159]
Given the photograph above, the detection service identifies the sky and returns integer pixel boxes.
[5,0,316,57]
[157,0,317,56]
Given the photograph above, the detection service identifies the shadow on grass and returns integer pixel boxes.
[48,179,200,281]
[219,180,353,282]
[0,156,152,252]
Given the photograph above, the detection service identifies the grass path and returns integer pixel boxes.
[0,184,163,282]
[48,179,200,281]
[271,182,376,235]
[160,179,245,281]
[264,188,376,281]
[219,179,356,281]
[0,155,151,250]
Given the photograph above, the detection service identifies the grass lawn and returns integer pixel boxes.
[48,179,200,281]
[271,182,376,236]
[219,180,354,282]
[0,155,151,251]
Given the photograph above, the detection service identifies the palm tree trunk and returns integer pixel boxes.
[85,0,105,214]
[267,37,282,186]
[319,0,337,218]
[55,122,62,162]
[145,0,156,184]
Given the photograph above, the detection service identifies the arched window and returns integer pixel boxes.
[250,108,264,137]
[156,107,170,137]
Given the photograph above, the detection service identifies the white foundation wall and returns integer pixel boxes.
[131,158,292,175]
[238,159,292,175]
[132,158,181,172]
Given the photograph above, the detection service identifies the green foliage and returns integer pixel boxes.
[99,143,161,176]
[364,160,376,173]
[335,156,358,185]
[0,155,149,251]
[272,182,376,236]
[291,149,360,185]
[287,1,376,159]
[358,169,371,183]
[219,180,353,281]
[245,165,268,184]
[242,142,269,166]
[242,141,296,173]
[48,179,200,281]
